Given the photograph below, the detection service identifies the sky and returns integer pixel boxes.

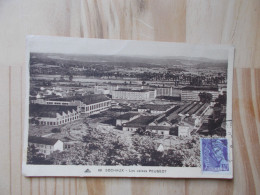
[27,36,234,61]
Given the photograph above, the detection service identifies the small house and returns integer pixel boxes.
[146,126,171,135]
[28,136,64,156]
[178,126,190,137]
[122,115,157,132]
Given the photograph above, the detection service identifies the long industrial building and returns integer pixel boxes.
[181,86,219,101]
[31,94,111,116]
[112,89,155,100]
[29,104,80,126]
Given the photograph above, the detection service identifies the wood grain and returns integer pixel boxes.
[0,0,259,194]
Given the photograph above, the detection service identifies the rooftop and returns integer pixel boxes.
[124,115,157,127]
[42,94,61,100]
[115,89,150,92]
[28,136,60,145]
[117,113,139,120]
[146,126,172,131]
[138,104,174,111]
[30,104,78,118]
[49,94,110,105]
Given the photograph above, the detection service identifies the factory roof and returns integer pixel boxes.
[117,113,139,120]
[123,116,157,127]
[49,94,110,105]
[28,136,60,145]
[138,104,174,111]
[30,104,77,118]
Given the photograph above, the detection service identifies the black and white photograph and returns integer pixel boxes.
[23,36,233,178]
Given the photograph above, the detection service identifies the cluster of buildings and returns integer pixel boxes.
[28,93,112,157]
[94,83,226,102]
[137,104,174,114]
[29,77,226,157]
[94,84,178,100]
[30,94,111,126]
[29,58,228,161]
[115,101,211,137]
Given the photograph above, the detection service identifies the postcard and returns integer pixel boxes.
[23,36,234,178]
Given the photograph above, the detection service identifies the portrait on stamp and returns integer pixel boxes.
[201,138,229,172]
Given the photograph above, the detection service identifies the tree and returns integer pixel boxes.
[60,75,64,81]
[30,117,39,125]
[27,144,54,164]
[69,75,73,82]
[30,89,38,96]
[105,140,126,165]
[51,128,61,133]
[199,92,212,103]
[27,144,38,164]
[42,80,52,86]
[162,149,184,167]
[136,128,146,136]
[215,94,226,105]
[169,126,178,136]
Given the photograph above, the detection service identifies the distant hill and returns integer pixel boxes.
[30,52,227,70]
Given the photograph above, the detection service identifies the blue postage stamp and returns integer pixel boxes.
[200,138,229,172]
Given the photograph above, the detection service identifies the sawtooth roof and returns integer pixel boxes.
[28,136,60,145]
[30,104,78,118]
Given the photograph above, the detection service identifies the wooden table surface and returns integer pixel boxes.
[0,0,259,194]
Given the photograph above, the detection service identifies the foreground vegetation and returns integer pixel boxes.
[27,122,201,167]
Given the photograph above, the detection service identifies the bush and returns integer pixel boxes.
[169,126,178,136]
[135,128,146,136]
[51,128,61,133]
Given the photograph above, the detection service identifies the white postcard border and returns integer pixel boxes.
[22,36,234,179]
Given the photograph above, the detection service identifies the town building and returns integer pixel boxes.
[29,104,80,126]
[181,86,219,101]
[155,87,173,97]
[94,84,118,95]
[112,89,155,100]
[178,126,191,136]
[28,136,63,156]
[94,85,111,95]
[76,95,111,115]
[146,126,171,135]
[116,113,140,126]
[31,98,78,106]
[218,83,227,95]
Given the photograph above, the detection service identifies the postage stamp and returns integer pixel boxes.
[201,138,229,172]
